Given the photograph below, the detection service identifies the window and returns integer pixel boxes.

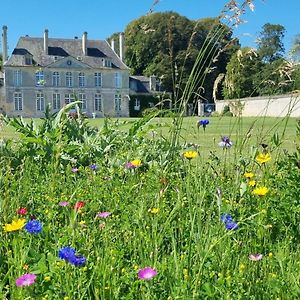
[94,94,102,111]
[79,72,85,87]
[36,93,45,111]
[114,94,122,112]
[104,59,112,67]
[13,70,22,86]
[94,72,102,87]
[14,92,23,111]
[66,72,73,87]
[114,72,122,88]
[52,93,61,110]
[134,98,140,111]
[25,55,32,65]
[52,72,60,86]
[35,70,44,86]
[65,93,75,105]
[78,93,87,110]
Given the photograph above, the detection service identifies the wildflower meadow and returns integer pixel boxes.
[0,105,300,299]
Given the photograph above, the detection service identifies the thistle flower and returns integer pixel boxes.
[3,219,26,232]
[17,207,28,215]
[256,153,271,164]
[249,254,263,261]
[24,220,43,234]
[16,273,37,287]
[183,150,198,160]
[218,136,233,148]
[137,267,157,280]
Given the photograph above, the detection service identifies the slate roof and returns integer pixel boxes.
[129,76,151,93]
[5,36,128,70]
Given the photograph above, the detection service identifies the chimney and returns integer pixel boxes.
[44,29,49,55]
[111,39,115,51]
[2,25,8,62]
[149,75,157,91]
[119,32,124,61]
[82,31,87,56]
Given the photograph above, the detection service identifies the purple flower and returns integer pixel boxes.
[16,273,37,287]
[90,163,97,171]
[125,162,135,169]
[221,214,233,224]
[24,220,43,234]
[218,136,233,148]
[137,267,157,280]
[249,254,263,261]
[96,211,111,218]
[58,246,76,260]
[59,201,69,207]
[71,168,79,173]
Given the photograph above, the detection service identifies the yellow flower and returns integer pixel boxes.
[3,219,26,232]
[239,263,246,272]
[256,153,271,164]
[131,159,142,167]
[149,207,160,214]
[44,276,51,282]
[244,172,254,179]
[79,220,86,225]
[253,186,269,196]
[248,180,256,187]
[183,150,198,160]
[64,297,70,300]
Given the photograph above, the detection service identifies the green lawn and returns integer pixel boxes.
[2,116,299,152]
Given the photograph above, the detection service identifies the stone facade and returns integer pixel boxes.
[1,27,130,118]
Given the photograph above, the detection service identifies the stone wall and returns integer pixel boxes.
[216,94,300,117]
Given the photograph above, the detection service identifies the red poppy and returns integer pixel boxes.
[74,201,85,210]
[17,207,28,215]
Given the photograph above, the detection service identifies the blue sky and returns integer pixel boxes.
[1,0,300,55]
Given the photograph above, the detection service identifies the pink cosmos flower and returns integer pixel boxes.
[137,267,157,280]
[16,273,37,287]
[96,212,111,218]
[249,254,263,261]
[17,207,28,215]
[59,201,69,207]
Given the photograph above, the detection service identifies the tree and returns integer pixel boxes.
[108,13,239,102]
[257,23,285,63]
[223,47,261,99]
[289,34,300,62]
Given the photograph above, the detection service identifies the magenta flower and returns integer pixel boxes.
[59,201,69,207]
[137,267,157,280]
[96,211,111,218]
[249,254,263,261]
[16,273,37,287]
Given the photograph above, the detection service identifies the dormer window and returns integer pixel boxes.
[104,59,112,68]
[25,54,32,65]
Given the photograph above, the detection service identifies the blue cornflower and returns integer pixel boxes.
[58,246,76,260]
[220,214,233,224]
[197,119,209,131]
[219,136,233,148]
[24,220,43,234]
[68,255,86,266]
[225,222,239,230]
[90,163,97,171]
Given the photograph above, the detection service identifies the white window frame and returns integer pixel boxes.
[36,92,45,111]
[94,72,102,87]
[114,72,122,88]
[13,70,22,86]
[52,93,61,110]
[52,72,60,87]
[79,72,85,87]
[66,72,73,87]
[78,93,87,110]
[94,93,102,111]
[114,94,122,112]
[65,93,75,105]
[14,92,23,111]
[35,70,44,86]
